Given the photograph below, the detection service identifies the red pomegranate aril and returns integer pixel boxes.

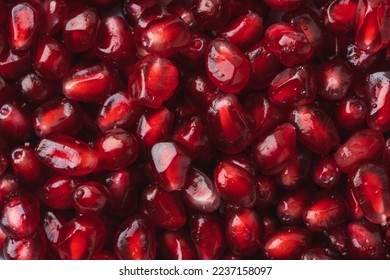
[181,167,221,213]
[334,129,385,173]
[252,123,296,175]
[349,163,390,225]
[0,103,32,144]
[57,216,106,260]
[304,193,348,231]
[346,42,379,71]
[277,188,310,226]
[128,55,179,108]
[384,138,390,170]
[122,0,158,23]
[40,175,77,209]
[3,229,46,260]
[335,95,367,132]
[264,227,312,259]
[94,129,139,171]
[96,16,136,67]
[221,12,263,51]
[141,15,191,57]
[214,161,257,208]
[185,72,219,109]
[0,47,31,79]
[312,156,341,189]
[36,134,99,176]
[268,65,317,107]
[190,213,225,260]
[355,0,390,54]
[300,247,337,260]
[317,59,353,101]
[264,0,306,11]
[0,153,7,177]
[8,2,42,51]
[264,23,314,67]
[345,219,384,259]
[226,209,263,256]
[191,0,231,32]
[62,6,99,53]
[143,183,187,230]
[133,6,172,41]
[62,64,118,103]
[365,71,390,132]
[0,191,40,239]
[0,173,19,204]
[325,226,346,254]
[114,215,156,260]
[43,210,65,248]
[346,183,364,220]
[159,230,198,260]
[289,104,340,155]
[105,169,138,217]
[205,37,250,94]
[0,76,13,105]
[181,33,210,67]
[255,175,279,208]
[207,94,253,154]
[150,141,191,192]
[322,0,358,33]
[73,181,109,214]
[17,73,58,104]
[221,152,256,175]
[42,0,68,35]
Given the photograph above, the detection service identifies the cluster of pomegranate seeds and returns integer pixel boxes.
[0,0,389,260]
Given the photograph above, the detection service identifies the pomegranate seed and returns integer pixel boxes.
[264,227,312,259]
[62,64,119,103]
[346,42,379,71]
[114,215,156,260]
[264,23,314,67]
[186,72,219,109]
[36,134,99,176]
[335,95,367,132]
[42,0,68,35]
[0,191,40,239]
[0,102,32,144]
[334,129,385,173]
[159,230,198,260]
[226,209,263,256]
[8,2,42,51]
[0,153,7,178]
[17,73,58,105]
[214,161,257,208]
[325,226,347,254]
[289,104,340,155]
[346,183,364,220]
[268,65,317,107]
[181,33,210,67]
[255,175,279,208]
[252,123,296,175]
[205,37,250,94]
[40,175,77,209]
[384,138,390,170]
[128,55,179,108]
[207,94,254,154]
[0,47,31,79]
[322,0,358,33]
[0,173,19,204]
[311,156,341,189]
[122,0,158,23]
[189,213,225,260]
[62,6,99,53]
[349,163,390,225]
[96,16,136,67]
[277,188,310,226]
[57,216,106,260]
[221,152,256,176]
[73,181,109,214]
[42,210,65,249]
[191,0,231,31]
[3,229,46,260]
[150,141,191,192]
[264,0,306,11]
[181,167,221,213]
[355,0,390,54]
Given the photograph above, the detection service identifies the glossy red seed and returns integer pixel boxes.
[191,0,231,31]
[207,94,253,154]
[226,209,263,256]
[384,138,390,170]
[17,73,58,104]
[264,227,312,259]
[264,0,306,11]
[0,173,19,204]
[36,134,99,176]
[40,175,77,209]
[114,215,156,260]
[73,181,109,214]
[43,210,65,248]
[346,42,379,71]
[190,213,225,260]
[0,191,40,239]
[122,0,158,23]
[277,188,310,226]
[268,65,317,107]
[62,6,99,53]
[8,2,42,51]
[42,0,68,35]
[289,104,340,155]
[57,216,106,260]
[185,72,219,109]
[312,156,341,189]
[143,183,186,230]
[345,219,384,259]
[205,37,250,94]
[159,230,198,260]
[0,47,31,79]
[304,193,348,231]
[335,95,367,132]
[3,229,46,260]
[349,163,390,225]
[264,23,314,67]
[181,33,210,67]
[94,129,139,171]
[0,103,32,143]
[150,142,191,192]
[334,129,385,173]
[220,152,256,176]
[62,64,118,103]
[0,153,7,178]
[255,175,279,208]
[252,123,296,175]
[325,226,346,254]
[214,161,257,208]
[346,183,364,220]
[128,55,179,108]
[96,16,136,67]
[355,0,390,54]
[323,0,358,33]
[181,167,221,213]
